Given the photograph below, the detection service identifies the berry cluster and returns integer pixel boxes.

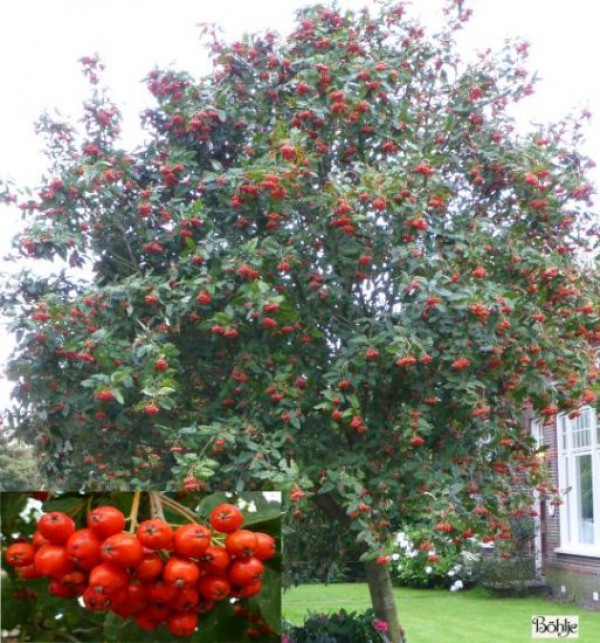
[4,503,276,637]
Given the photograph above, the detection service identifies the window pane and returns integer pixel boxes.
[576,454,594,545]
[572,411,591,449]
[559,416,567,451]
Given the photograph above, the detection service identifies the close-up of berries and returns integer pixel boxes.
[2,492,280,640]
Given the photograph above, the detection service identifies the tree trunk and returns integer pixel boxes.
[365,560,406,643]
[314,495,406,642]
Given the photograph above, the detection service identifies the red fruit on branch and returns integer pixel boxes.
[88,506,126,539]
[209,504,244,534]
[228,556,264,586]
[154,358,169,371]
[450,357,471,371]
[136,519,174,550]
[134,552,164,582]
[173,524,212,558]
[199,546,230,575]
[280,143,295,160]
[365,347,380,360]
[167,612,198,637]
[38,513,76,545]
[34,545,73,578]
[198,575,231,601]
[94,388,116,403]
[163,557,200,588]
[5,543,35,568]
[225,530,258,558]
[195,290,212,304]
[254,533,277,560]
[88,562,129,594]
[144,402,160,416]
[101,533,144,568]
[65,529,102,570]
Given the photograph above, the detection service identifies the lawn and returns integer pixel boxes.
[283,583,600,642]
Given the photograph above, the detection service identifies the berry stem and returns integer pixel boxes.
[149,490,166,521]
[157,493,198,523]
[128,490,142,533]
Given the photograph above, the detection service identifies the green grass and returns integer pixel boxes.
[283,584,600,643]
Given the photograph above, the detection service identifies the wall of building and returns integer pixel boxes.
[540,419,600,609]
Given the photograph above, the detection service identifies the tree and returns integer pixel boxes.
[1,2,599,640]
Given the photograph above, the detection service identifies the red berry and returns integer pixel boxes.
[199,546,230,575]
[228,557,264,586]
[163,557,200,589]
[134,552,164,582]
[37,512,76,545]
[94,388,116,402]
[144,402,160,416]
[145,580,177,604]
[254,532,276,560]
[65,529,102,570]
[170,587,200,611]
[209,504,244,533]
[32,531,51,549]
[88,506,126,539]
[34,545,73,578]
[136,519,174,550]
[135,613,161,631]
[88,562,128,594]
[111,582,148,617]
[154,358,169,371]
[5,542,35,567]
[167,611,198,637]
[196,290,212,304]
[198,575,231,601]
[101,532,144,568]
[280,143,295,161]
[173,524,212,558]
[83,585,127,611]
[225,530,258,559]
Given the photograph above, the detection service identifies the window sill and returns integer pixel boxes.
[554,547,600,558]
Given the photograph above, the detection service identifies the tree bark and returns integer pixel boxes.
[365,560,406,643]
[314,494,406,642]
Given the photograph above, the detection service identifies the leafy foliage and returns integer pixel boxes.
[0,432,42,490]
[1,0,599,578]
[282,608,391,643]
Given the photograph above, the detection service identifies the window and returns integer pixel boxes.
[556,407,600,554]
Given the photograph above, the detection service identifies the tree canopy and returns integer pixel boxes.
[1,0,599,580]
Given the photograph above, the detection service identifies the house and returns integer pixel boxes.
[532,406,600,608]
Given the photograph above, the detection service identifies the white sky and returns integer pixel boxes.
[1,0,599,413]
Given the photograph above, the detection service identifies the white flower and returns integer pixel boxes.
[425,566,433,574]
[450,580,464,592]
[395,532,409,548]
[447,570,455,577]
[391,553,400,561]
[407,550,418,559]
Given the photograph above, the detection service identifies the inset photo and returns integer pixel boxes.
[1,491,281,642]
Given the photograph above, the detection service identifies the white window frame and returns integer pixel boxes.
[555,406,600,556]
[531,419,543,573]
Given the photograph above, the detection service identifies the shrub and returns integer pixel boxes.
[474,516,543,596]
[282,609,392,643]
[390,530,480,590]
